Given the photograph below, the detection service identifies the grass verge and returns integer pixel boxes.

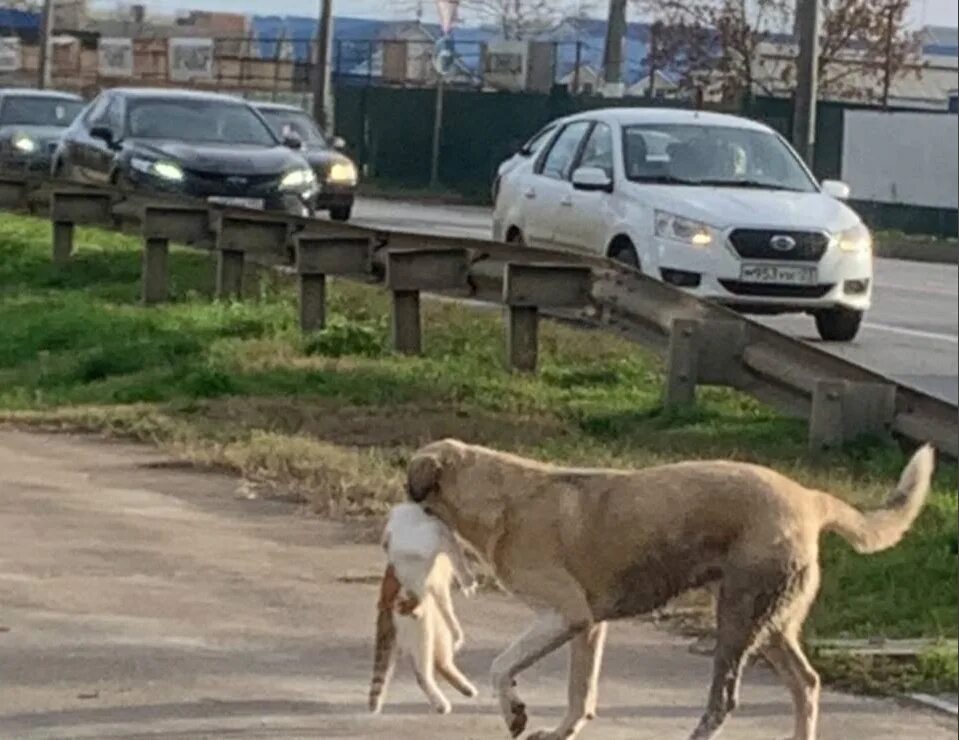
[1,213,956,690]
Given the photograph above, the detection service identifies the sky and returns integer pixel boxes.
[89,0,959,29]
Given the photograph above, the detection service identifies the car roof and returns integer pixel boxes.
[561,107,775,134]
[107,87,250,104]
[0,88,82,101]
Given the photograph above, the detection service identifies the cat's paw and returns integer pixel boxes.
[431,698,452,715]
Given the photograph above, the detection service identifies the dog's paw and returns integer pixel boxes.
[461,582,477,598]
[506,698,527,737]
[431,699,452,715]
[526,731,560,740]
[453,636,465,653]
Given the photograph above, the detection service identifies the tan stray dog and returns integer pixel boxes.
[406,439,935,740]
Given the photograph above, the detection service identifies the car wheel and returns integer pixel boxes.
[610,241,640,270]
[330,205,352,222]
[815,308,863,342]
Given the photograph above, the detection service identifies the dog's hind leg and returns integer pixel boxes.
[762,633,820,740]
[584,621,607,720]
[761,566,821,740]
[689,568,790,740]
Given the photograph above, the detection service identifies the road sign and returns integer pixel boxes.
[433,36,455,78]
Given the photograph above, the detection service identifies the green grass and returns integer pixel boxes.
[1,213,956,659]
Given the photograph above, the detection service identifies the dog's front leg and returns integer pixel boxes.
[490,611,579,738]
[526,621,607,740]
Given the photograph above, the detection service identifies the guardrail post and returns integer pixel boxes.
[0,178,27,210]
[214,214,289,301]
[809,380,896,452]
[141,205,212,305]
[49,191,112,266]
[664,318,746,408]
[502,263,593,373]
[665,319,699,407]
[295,234,373,332]
[142,238,169,305]
[385,248,470,355]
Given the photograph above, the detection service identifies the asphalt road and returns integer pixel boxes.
[352,199,959,404]
[1,429,955,740]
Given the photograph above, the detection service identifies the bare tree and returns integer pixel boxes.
[816,0,920,103]
[637,0,921,104]
[636,0,792,103]
[393,0,597,39]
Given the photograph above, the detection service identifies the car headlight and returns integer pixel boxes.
[131,157,185,182]
[655,210,714,247]
[327,161,358,186]
[12,134,37,153]
[835,222,872,253]
[280,167,317,191]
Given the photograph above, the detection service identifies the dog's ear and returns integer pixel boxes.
[408,453,442,502]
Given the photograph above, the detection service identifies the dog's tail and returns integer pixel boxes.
[820,445,935,554]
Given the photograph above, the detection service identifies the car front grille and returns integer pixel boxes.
[184,170,282,197]
[719,280,834,298]
[729,229,829,262]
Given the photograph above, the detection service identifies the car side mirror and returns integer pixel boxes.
[90,125,116,147]
[282,132,303,150]
[331,136,346,150]
[821,179,851,200]
[571,166,613,193]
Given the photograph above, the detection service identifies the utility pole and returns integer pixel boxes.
[791,0,820,167]
[37,0,54,89]
[602,0,628,96]
[313,0,334,132]
[880,2,895,109]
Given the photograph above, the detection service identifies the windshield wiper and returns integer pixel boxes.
[629,174,705,186]
[695,178,804,192]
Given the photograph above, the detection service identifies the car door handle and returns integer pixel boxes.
[559,196,573,207]
[523,187,536,199]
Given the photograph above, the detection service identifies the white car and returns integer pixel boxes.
[493,108,874,341]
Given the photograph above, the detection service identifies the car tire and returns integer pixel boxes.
[610,241,641,270]
[330,205,352,222]
[815,308,863,342]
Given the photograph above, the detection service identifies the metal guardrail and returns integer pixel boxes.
[1,174,956,458]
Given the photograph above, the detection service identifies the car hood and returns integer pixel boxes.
[629,184,861,231]
[127,139,305,175]
[0,124,67,142]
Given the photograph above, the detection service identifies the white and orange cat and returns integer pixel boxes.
[368,503,478,715]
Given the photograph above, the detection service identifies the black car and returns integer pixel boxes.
[0,88,84,173]
[53,88,318,216]
[254,102,358,222]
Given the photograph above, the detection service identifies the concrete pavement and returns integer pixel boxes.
[1,429,955,739]
[351,198,959,404]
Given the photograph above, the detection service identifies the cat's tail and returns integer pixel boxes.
[369,565,400,713]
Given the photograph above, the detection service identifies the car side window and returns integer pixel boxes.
[538,121,591,181]
[84,94,110,128]
[106,98,124,136]
[575,123,614,179]
[523,125,556,155]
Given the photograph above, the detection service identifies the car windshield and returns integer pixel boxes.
[259,109,328,147]
[0,96,83,126]
[127,98,278,146]
[623,123,817,193]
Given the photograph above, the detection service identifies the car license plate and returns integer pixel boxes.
[208,197,264,210]
[740,263,817,285]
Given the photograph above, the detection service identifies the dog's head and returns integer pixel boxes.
[407,438,503,556]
